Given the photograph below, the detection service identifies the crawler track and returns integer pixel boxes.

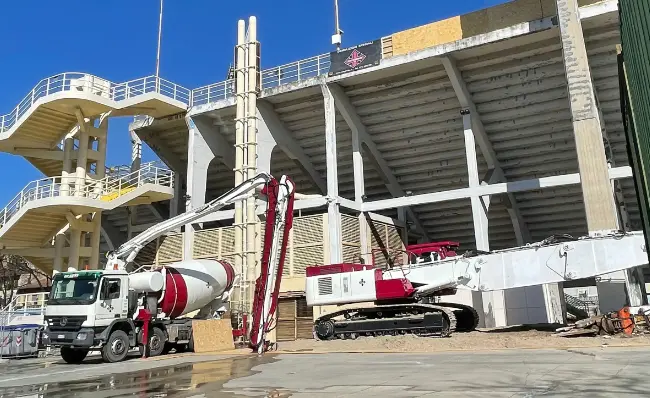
[314,302,483,340]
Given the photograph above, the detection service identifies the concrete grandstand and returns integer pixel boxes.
[1,0,645,335]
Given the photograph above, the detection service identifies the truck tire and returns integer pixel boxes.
[102,330,130,363]
[60,347,89,364]
[139,327,166,357]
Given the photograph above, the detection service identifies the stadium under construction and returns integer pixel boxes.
[0,0,647,341]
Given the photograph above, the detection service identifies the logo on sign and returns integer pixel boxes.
[344,49,367,69]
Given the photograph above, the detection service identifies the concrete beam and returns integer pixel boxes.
[190,116,235,170]
[257,101,327,194]
[3,246,92,258]
[326,0,614,84]
[326,83,430,241]
[362,166,633,213]
[195,197,328,223]
[135,129,185,174]
[148,202,169,221]
[100,214,125,251]
[442,56,531,245]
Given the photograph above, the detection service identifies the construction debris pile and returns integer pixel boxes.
[554,306,650,338]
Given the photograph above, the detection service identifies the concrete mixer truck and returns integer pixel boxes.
[42,173,295,363]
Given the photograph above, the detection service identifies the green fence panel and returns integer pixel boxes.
[620,0,650,252]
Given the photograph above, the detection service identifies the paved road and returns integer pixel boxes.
[0,346,648,397]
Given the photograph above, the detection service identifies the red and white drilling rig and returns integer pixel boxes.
[306,234,649,340]
[43,172,294,363]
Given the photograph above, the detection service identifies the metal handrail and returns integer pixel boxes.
[189,53,331,105]
[0,73,191,133]
[0,53,332,132]
[0,163,174,229]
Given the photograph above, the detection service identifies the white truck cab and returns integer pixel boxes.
[43,269,136,363]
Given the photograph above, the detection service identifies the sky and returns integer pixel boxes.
[0,0,508,206]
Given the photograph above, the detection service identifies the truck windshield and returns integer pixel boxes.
[48,273,100,305]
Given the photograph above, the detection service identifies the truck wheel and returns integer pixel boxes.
[139,327,166,357]
[60,347,89,364]
[315,320,335,340]
[102,330,130,363]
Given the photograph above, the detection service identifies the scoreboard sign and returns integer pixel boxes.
[328,40,382,77]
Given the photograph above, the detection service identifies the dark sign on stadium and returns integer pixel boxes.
[328,39,382,77]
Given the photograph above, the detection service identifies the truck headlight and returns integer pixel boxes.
[76,332,87,340]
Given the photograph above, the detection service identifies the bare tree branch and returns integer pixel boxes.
[0,255,51,307]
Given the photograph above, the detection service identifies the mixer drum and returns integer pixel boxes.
[159,259,235,318]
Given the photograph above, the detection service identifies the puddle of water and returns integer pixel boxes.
[0,354,286,398]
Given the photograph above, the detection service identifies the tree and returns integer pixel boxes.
[0,255,51,308]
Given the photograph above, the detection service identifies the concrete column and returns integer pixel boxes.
[556,0,617,233]
[183,119,216,260]
[68,228,81,270]
[463,111,489,251]
[462,110,499,328]
[53,233,65,272]
[321,84,342,264]
[170,173,181,218]
[126,207,135,241]
[91,124,107,268]
[397,208,407,244]
[130,129,142,171]
[75,129,89,197]
[61,135,74,197]
[90,213,102,269]
[556,0,645,311]
[543,283,567,324]
[351,118,369,264]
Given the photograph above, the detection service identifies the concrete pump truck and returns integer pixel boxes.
[42,173,295,363]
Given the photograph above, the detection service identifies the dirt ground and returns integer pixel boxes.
[275,328,650,353]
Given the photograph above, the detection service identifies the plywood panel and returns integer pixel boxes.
[191,319,234,352]
[392,16,462,56]
[389,0,607,57]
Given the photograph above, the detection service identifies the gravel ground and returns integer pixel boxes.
[275,329,650,353]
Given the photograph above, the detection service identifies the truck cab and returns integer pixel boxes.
[43,269,136,363]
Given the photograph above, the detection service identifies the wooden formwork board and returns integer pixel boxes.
[191,319,235,353]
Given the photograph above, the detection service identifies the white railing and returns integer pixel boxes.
[190,53,331,105]
[260,53,331,89]
[0,292,49,325]
[0,163,174,229]
[191,80,236,106]
[1,54,332,131]
[0,73,191,133]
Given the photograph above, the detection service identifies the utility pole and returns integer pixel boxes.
[155,0,164,82]
[332,0,343,49]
